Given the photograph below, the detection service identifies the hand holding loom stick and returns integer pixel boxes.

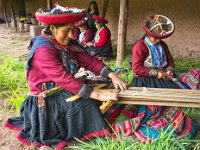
[166,69,174,77]
[90,89,119,102]
[157,69,172,80]
[157,69,184,88]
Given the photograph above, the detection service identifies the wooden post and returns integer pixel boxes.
[9,0,17,31]
[47,0,52,10]
[101,0,109,18]
[116,0,128,68]
[2,0,10,28]
[30,25,45,37]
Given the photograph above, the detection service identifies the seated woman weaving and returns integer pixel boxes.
[131,15,179,88]
[115,14,198,143]
[4,4,127,149]
[86,15,113,59]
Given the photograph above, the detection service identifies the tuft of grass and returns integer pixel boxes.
[66,127,200,150]
[0,59,28,110]
[174,57,200,73]
[104,55,134,84]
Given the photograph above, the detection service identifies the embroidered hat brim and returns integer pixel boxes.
[92,15,108,24]
[35,12,86,25]
[75,18,88,27]
[142,14,175,39]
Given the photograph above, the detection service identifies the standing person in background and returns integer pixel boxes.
[75,17,95,47]
[87,1,99,32]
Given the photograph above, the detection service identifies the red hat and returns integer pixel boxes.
[35,3,86,25]
[142,14,175,39]
[75,17,88,27]
[92,15,108,24]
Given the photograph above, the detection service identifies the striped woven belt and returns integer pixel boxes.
[33,83,63,107]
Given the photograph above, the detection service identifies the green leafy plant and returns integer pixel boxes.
[0,59,28,111]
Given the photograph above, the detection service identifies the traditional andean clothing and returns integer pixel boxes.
[86,26,113,58]
[78,28,94,47]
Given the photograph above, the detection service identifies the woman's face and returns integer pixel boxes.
[90,3,96,11]
[78,25,87,32]
[95,22,102,30]
[50,23,74,46]
[150,36,161,44]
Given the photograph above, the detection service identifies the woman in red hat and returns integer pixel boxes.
[4,4,127,149]
[132,14,179,88]
[86,15,113,59]
[71,26,80,41]
[75,17,95,47]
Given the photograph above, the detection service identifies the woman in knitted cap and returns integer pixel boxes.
[132,14,179,88]
[127,14,197,143]
[86,15,113,59]
[4,4,127,149]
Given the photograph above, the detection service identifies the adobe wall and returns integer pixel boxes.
[105,0,200,57]
[2,0,199,57]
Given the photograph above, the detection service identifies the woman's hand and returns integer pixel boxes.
[157,69,172,80]
[166,69,173,77]
[86,42,94,47]
[89,72,127,101]
[108,72,128,91]
[90,89,119,101]
[157,69,166,79]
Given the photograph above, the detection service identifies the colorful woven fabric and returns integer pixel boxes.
[110,105,198,143]
[104,104,125,123]
[179,70,200,90]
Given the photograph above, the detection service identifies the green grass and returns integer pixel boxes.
[174,57,200,73]
[66,129,200,150]
[104,55,134,84]
[0,59,28,110]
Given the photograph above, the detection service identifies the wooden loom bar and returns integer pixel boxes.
[119,92,200,100]
[117,100,200,108]
[128,87,200,94]
[99,87,200,113]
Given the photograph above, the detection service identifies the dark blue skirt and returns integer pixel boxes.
[5,90,109,148]
[86,45,113,58]
[133,76,181,89]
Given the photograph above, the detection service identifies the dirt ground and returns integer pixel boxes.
[0,24,53,150]
[0,24,31,58]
